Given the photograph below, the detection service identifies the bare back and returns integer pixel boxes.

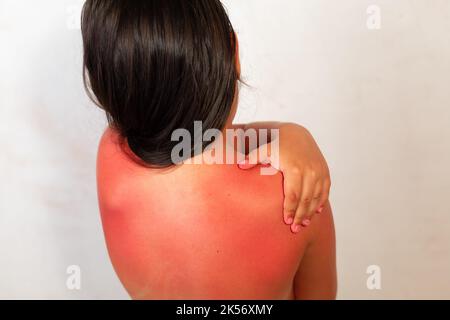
[97,128,336,300]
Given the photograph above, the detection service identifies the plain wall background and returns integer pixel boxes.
[1,0,449,299]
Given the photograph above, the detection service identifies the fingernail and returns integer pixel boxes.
[317,206,324,214]
[285,217,294,225]
[237,159,250,169]
[292,224,302,233]
[302,219,311,227]
[238,163,248,169]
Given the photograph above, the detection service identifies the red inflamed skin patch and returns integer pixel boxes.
[97,129,312,300]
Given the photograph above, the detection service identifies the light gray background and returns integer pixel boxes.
[1,0,449,299]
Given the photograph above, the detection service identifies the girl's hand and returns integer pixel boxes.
[238,123,331,233]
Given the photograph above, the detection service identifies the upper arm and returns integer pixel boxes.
[293,202,337,300]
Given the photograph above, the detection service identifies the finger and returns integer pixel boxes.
[317,179,331,213]
[308,181,322,218]
[283,177,302,225]
[237,159,257,170]
[238,144,271,170]
[291,174,314,233]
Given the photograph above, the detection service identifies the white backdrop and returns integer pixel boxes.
[1,0,449,299]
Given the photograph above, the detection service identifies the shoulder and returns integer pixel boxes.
[96,127,146,212]
[97,128,286,226]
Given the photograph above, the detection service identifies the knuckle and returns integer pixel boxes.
[302,197,311,204]
[284,204,297,213]
[291,166,302,176]
[287,192,298,202]
[285,211,295,218]
[305,165,315,173]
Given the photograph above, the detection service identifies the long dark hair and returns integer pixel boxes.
[81,0,239,167]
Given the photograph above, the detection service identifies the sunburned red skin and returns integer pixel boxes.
[97,128,319,300]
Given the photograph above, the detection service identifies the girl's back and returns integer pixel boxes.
[97,128,336,300]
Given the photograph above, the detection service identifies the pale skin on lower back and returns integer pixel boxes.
[97,128,337,300]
